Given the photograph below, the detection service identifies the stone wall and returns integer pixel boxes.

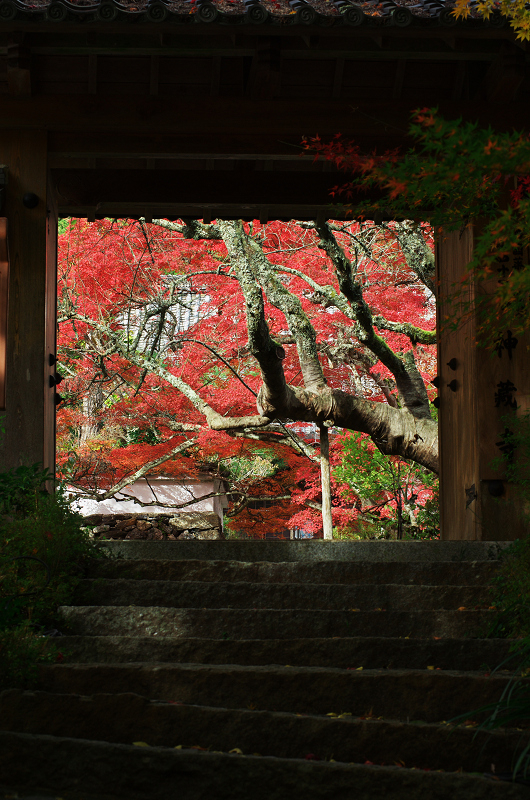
[82,512,222,541]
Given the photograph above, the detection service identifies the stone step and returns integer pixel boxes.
[57,635,512,671]
[88,558,500,586]
[1,731,526,800]
[100,539,510,563]
[37,663,516,722]
[58,605,494,639]
[73,579,493,611]
[1,689,528,775]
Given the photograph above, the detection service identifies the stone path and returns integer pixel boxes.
[0,539,528,799]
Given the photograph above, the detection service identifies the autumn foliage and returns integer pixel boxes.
[57,218,437,538]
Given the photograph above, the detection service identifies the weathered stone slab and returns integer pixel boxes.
[1,690,528,774]
[87,558,500,587]
[57,605,493,640]
[100,540,511,562]
[36,663,517,723]
[55,635,512,672]
[72,578,493,611]
[0,731,527,800]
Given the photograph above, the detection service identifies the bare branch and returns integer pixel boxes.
[70,436,198,502]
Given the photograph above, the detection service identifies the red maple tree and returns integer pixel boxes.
[57,217,437,538]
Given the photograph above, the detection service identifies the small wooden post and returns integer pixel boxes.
[320,424,333,540]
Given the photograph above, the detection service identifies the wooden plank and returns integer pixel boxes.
[392,59,405,101]
[0,217,8,411]
[436,227,479,540]
[0,95,528,140]
[149,55,159,96]
[51,167,356,206]
[44,172,58,481]
[7,37,32,96]
[0,131,51,473]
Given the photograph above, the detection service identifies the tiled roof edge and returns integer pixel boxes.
[0,0,512,27]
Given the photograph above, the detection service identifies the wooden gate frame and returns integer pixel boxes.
[0,3,528,537]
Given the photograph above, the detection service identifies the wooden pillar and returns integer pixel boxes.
[437,228,530,541]
[0,132,57,476]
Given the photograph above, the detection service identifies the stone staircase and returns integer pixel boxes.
[1,539,529,800]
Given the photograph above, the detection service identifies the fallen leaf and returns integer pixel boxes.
[326,712,338,717]
[427,666,435,670]
[133,742,150,747]
[229,748,243,754]
[356,666,363,671]
[305,753,320,760]
[174,745,183,749]
[457,607,467,611]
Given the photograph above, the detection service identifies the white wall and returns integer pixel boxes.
[70,476,228,523]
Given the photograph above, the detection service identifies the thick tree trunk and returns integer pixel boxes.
[257,383,438,473]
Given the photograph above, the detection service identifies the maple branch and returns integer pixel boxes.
[226,492,323,517]
[69,436,198,502]
[174,337,258,397]
[231,427,319,462]
[382,221,436,297]
[313,221,431,420]
[282,263,435,347]
[371,316,436,346]
[69,313,271,432]
[245,236,326,394]
[216,219,289,408]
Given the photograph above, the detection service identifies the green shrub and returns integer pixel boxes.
[0,624,59,691]
[0,463,103,688]
[454,538,530,782]
[1,488,100,629]
[488,537,530,639]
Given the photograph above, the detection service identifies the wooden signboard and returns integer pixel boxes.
[0,217,7,411]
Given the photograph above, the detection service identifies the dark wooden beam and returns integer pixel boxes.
[0,131,54,472]
[52,167,347,206]
[7,34,32,96]
[0,216,7,411]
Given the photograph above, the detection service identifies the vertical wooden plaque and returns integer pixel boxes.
[0,218,8,411]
